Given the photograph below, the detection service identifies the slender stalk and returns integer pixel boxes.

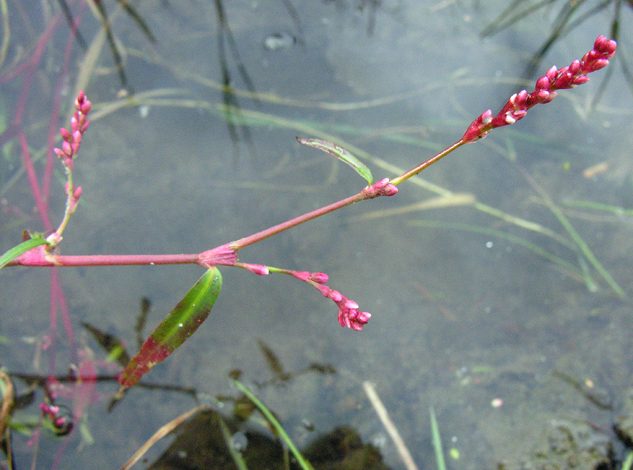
[390,140,465,186]
[231,191,365,250]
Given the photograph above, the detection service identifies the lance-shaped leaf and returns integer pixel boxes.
[119,267,222,387]
[297,137,374,185]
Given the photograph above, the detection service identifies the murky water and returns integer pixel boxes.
[2,1,633,469]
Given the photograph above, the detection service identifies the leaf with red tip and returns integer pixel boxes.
[297,137,374,185]
[119,267,222,387]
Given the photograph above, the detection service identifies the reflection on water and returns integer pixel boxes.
[2,1,633,469]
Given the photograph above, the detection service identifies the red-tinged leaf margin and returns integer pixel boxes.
[296,137,374,185]
[119,267,223,387]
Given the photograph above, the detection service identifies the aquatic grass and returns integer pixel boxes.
[407,220,584,281]
[233,379,314,470]
[218,415,249,470]
[429,405,447,470]
[623,451,633,470]
[562,199,633,217]
[516,164,625,298]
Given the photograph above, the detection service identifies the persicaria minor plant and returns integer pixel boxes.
[0,35,617,390]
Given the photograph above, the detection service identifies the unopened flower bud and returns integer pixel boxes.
[80,100,92,114]
[291,271,311,282]
[310,272,329,284]
[245,264,269,276]
[60,128,72,141]
[329,290,343,302]
[62,141,73,157]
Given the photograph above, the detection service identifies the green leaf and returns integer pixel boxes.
[0,237,49,270]
[119,267,223,387]
[297,137,374,185]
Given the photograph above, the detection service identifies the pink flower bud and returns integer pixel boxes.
[310,272,329,284]
[245,264,269,276]
[53,148,66,159]
[81,100,92,114]
[60,128,72,141]
[382,184,398,196]
[72,130,82,143]
[62,141,73,157]
[535,76,551,91]
[316,284,330,297]
[329,290,343,302]
[291,271,311,282]
[73,186,82,200]
[545,66,558,80]
[572,76,590,86]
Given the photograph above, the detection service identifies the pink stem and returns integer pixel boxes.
[232,192,365,250]
[19,132,52,231]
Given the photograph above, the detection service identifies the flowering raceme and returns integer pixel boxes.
[462,35,617,142]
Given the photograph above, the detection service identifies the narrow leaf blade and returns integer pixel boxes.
[0,237,49,270]
[120,267,223,387]
[297,137,374,184]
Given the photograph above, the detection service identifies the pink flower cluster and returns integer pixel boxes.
[53,90,91,170]
[462,35,617,143]
[39,402,73,436]
[295,271,371,331]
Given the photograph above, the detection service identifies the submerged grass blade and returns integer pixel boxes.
[218,415,249,470]
[233,379,314,470]
[429,405,447,470]
[407,220,583,279]
[518,167,625,298]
